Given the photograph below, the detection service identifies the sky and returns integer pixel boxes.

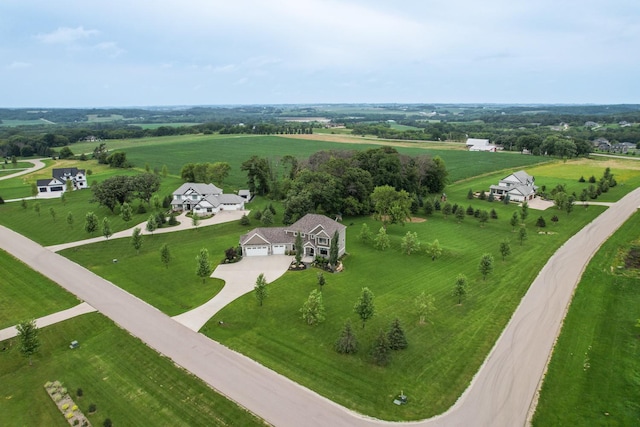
[1,0,639,107]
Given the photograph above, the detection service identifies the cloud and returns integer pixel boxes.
[6,61,31,69]
[36,26,99,44]
[93,42,125,58]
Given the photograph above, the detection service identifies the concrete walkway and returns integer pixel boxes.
[0,302,96,341]
[47,209,249,252]
[173,255,293,331]
[0,158,46,181]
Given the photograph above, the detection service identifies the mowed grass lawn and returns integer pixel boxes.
[0,313,263,427]
[532,212,640,426]
[0,249,79,329]
[0,162,183,246]
[59,197,276,316]
[199,192,607,420]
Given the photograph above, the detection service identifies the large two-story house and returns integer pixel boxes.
[37,167,87,195]
[240,213,346,259]
[171,183,246,216]
[489,170,537,203]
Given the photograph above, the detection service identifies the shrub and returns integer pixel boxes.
[0,196,4,204]
[73,420,80,426]
[66,412,74,419]
[240,214,250,226]
[60,387,67,395]
[72,404,78,411]
[253,210,262,220]
[62,403,69,410]
[88,403,97,413]
[168,213,178,226]
[45,381,53,388]
[136,204,147,214]
[76,388,83,397]
[103,418,112,427]
[578,175,585,182]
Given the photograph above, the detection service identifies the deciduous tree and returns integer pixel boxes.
[400,231,420,255]
[499,239,511,261]
[131,227,143,254]
[300,289,326,325]
[254,273,268,306]
[196,248,212,284]
[374,227,390,251]
[354,287,375,328]
[146,215,157,235]
[453,274,468,305]
[16,319,40,366]
[102,217,112,240]
[478,253,494,280]
[426,239,442,261]
[85,212,98,234]
[160,243,171,268]
[414,292,436,325]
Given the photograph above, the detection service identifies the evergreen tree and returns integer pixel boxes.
[478,210,489,227]
[520,201,529,223]
[499,239,511,261]
[329,230,339,266]
[519,226,528,245]
[510,211,519,231]
[536,216,546,228]
[66,211,74,228]
[455,208,465,223]
[490,208,498,219]
[49,207,56,222]
[387,318,408,350]
[261,209,274,226]
[240,214,250,226]
[317,272,326,291]
[335,319,358,354]
[33,202,41,216]
[294,232,303,265]
[160,243,171,268]
[424,199,434,216]
[370,329,391,366]
[467,189,474,199]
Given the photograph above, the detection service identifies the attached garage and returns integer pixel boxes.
[245,246,269,256]
[272,245,286,255]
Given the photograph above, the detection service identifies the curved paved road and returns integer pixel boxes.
[1,187,638,427]
[0,158,46,181]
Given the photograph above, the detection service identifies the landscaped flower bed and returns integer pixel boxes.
[44,381,91,427]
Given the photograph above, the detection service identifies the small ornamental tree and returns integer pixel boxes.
[85,212,98,234]
[551,215,559,225]
[254,273,268,306]
[426,239,443,261]
[467,189,474,199]
[519,226,528,245]
[49,207,56,222]
[370,329,391,366]
[487,192,495,202]
[131,227,143,254]
[478,210,489,227]
[466,205,475,216]
[414,292,436,325]
[300,289,326,325]
[225,246,237,261]
[354,287,375,328]
[146,215,157,235]
[400,231,420,255]
[120,202,132,222]
[317,272,326,291]
[490,208,498,219]
[387,318,408,350]
[499,239,511,261]
[168,213,178,226]
[191,213,200,229]
[478,253,494,280]
[60,192,66,205]
[424,199,434,216]
[34,202,41,216]
[442,202,452,218]
[502,194,511,205]
[66,211,74,228]
[102,217,112,240]
[536,216,546,228]
[374,227,390,251]
[160,243,171,268]
[453,274,468,305]
[16,319,40,366]
[196,248,211,284]
[358,223,373,243]
[478,191,486,200]
[455,208,465,223]
[335,319,358,354]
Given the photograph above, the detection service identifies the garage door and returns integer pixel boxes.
[245,246,269,256]
[272,245,286,255]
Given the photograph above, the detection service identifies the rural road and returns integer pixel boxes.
[1,187,639,426]
[0,158,46,181]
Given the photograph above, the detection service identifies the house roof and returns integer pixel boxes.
[217,194,245,204]
[240,227,293,246]
[52,168,85,180]
[288,213,345,237]
[466,138,490,147]
[172,182,223,196]
[511,170,533,184]
[238,190,251,196]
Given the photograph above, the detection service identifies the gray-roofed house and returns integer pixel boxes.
[240,213,346,258]
[37,167,87,195]
[489,170,538,203]
[171,182,246,216]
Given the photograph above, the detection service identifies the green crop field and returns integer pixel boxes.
[0,250,79,329]
[532,212,640,426]
[0,313,262,427]
[128,122,201,129]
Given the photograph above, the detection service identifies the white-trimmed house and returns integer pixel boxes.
[466,138,497,152]
[171,183,246,216]
[37,167,87,194]
[489,170,537,202]
[240,213,346,258]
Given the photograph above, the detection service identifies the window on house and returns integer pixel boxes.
[317,237,328,245]
[320,248,328,256]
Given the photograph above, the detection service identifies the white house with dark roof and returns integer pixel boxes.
[171,182,246,216]
[489,170,538,203]
[240,213,346,258]
[37,167,86,195]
